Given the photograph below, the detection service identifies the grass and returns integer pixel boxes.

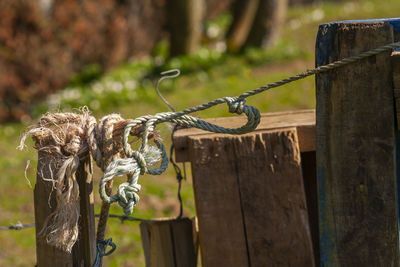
[1,0,399,265]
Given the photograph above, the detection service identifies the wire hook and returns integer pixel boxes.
[155,69,185,218]
[155,69,180,112]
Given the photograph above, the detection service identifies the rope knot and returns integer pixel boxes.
[93,238,116,267]
[226,97,246,114]
[116,182,141,215]
[63,136,81,155]
[131,151,148,175]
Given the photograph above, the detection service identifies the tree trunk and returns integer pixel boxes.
[226,0,260,52]
[245,0,288,48]
[289,0,321,6]
[167,0,205,57]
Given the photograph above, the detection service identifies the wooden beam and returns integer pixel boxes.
[35,152,96,266]
[140,218,197,267]
[173,109,315,162]
[189,128,315,266]
[391,51,400,128]
[72,154,96,266]
[316,19,400,266]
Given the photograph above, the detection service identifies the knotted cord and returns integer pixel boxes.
[18,40,400,255]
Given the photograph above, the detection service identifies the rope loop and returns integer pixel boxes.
[100,125,168,215]
[146,140,169,175]
[98,238,116,256]
[122,115,169,176]
[93,238,116,267]
[100,159,139,202]
[107,168,141,215]
[100,159,142,215]
[122,115,155,157]
[226,97,245,114]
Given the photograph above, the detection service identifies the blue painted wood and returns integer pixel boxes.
[316,19,400,267]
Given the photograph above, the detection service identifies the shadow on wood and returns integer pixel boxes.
[140,218,197,267]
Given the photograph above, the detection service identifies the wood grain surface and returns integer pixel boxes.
[140,218,197,267]
[392,51,400,128]
[189,128,315,266]
[35,152,96,266]
[316,19,400,266]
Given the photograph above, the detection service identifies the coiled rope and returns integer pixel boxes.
[98,97,260,216]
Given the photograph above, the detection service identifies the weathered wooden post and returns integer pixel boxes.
[140,218,197,267]
[316,18,400,266]
[174,110,318,266]
[391,51,400,125]
[24,115,98,266]
[35,153,96,266]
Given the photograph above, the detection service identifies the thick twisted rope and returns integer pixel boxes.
[239,41,400,99]
[99,142,168,215]
[17,109,153,252]
[86,114,128,242]
[18,109,95,252]
[99,40,400,213]
[97,97,260,211]
[20,40,400,254]
[148,41,400,122]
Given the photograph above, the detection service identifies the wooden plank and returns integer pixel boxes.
[316,19,400,266]
[301,151,319,266]
[149,222,175,267]
[171,219,197,267]
[72,154,96,266]
[140,218,196,267]
[391,51,400,127]
[35,152,96,266]
[140,223,151,266]
[234,128,315,266]
[174,109,315,162]
[191,216,200,266]
[189,134,250,267]
[189,128,315,266]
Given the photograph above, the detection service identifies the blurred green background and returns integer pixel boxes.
[0,0,399,266]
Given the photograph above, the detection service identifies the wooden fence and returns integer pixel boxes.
[173,110,317,266]
[32,18,400,266]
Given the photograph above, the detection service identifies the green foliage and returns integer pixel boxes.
[68,64,103,87]
[33,59,155,116]
[243,40,311,65]
[204,12,232,41]
[164,48,225,73]
[153,40,170,64]
[32,39,309,118]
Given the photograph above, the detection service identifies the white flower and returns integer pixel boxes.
[125,80,137,91]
